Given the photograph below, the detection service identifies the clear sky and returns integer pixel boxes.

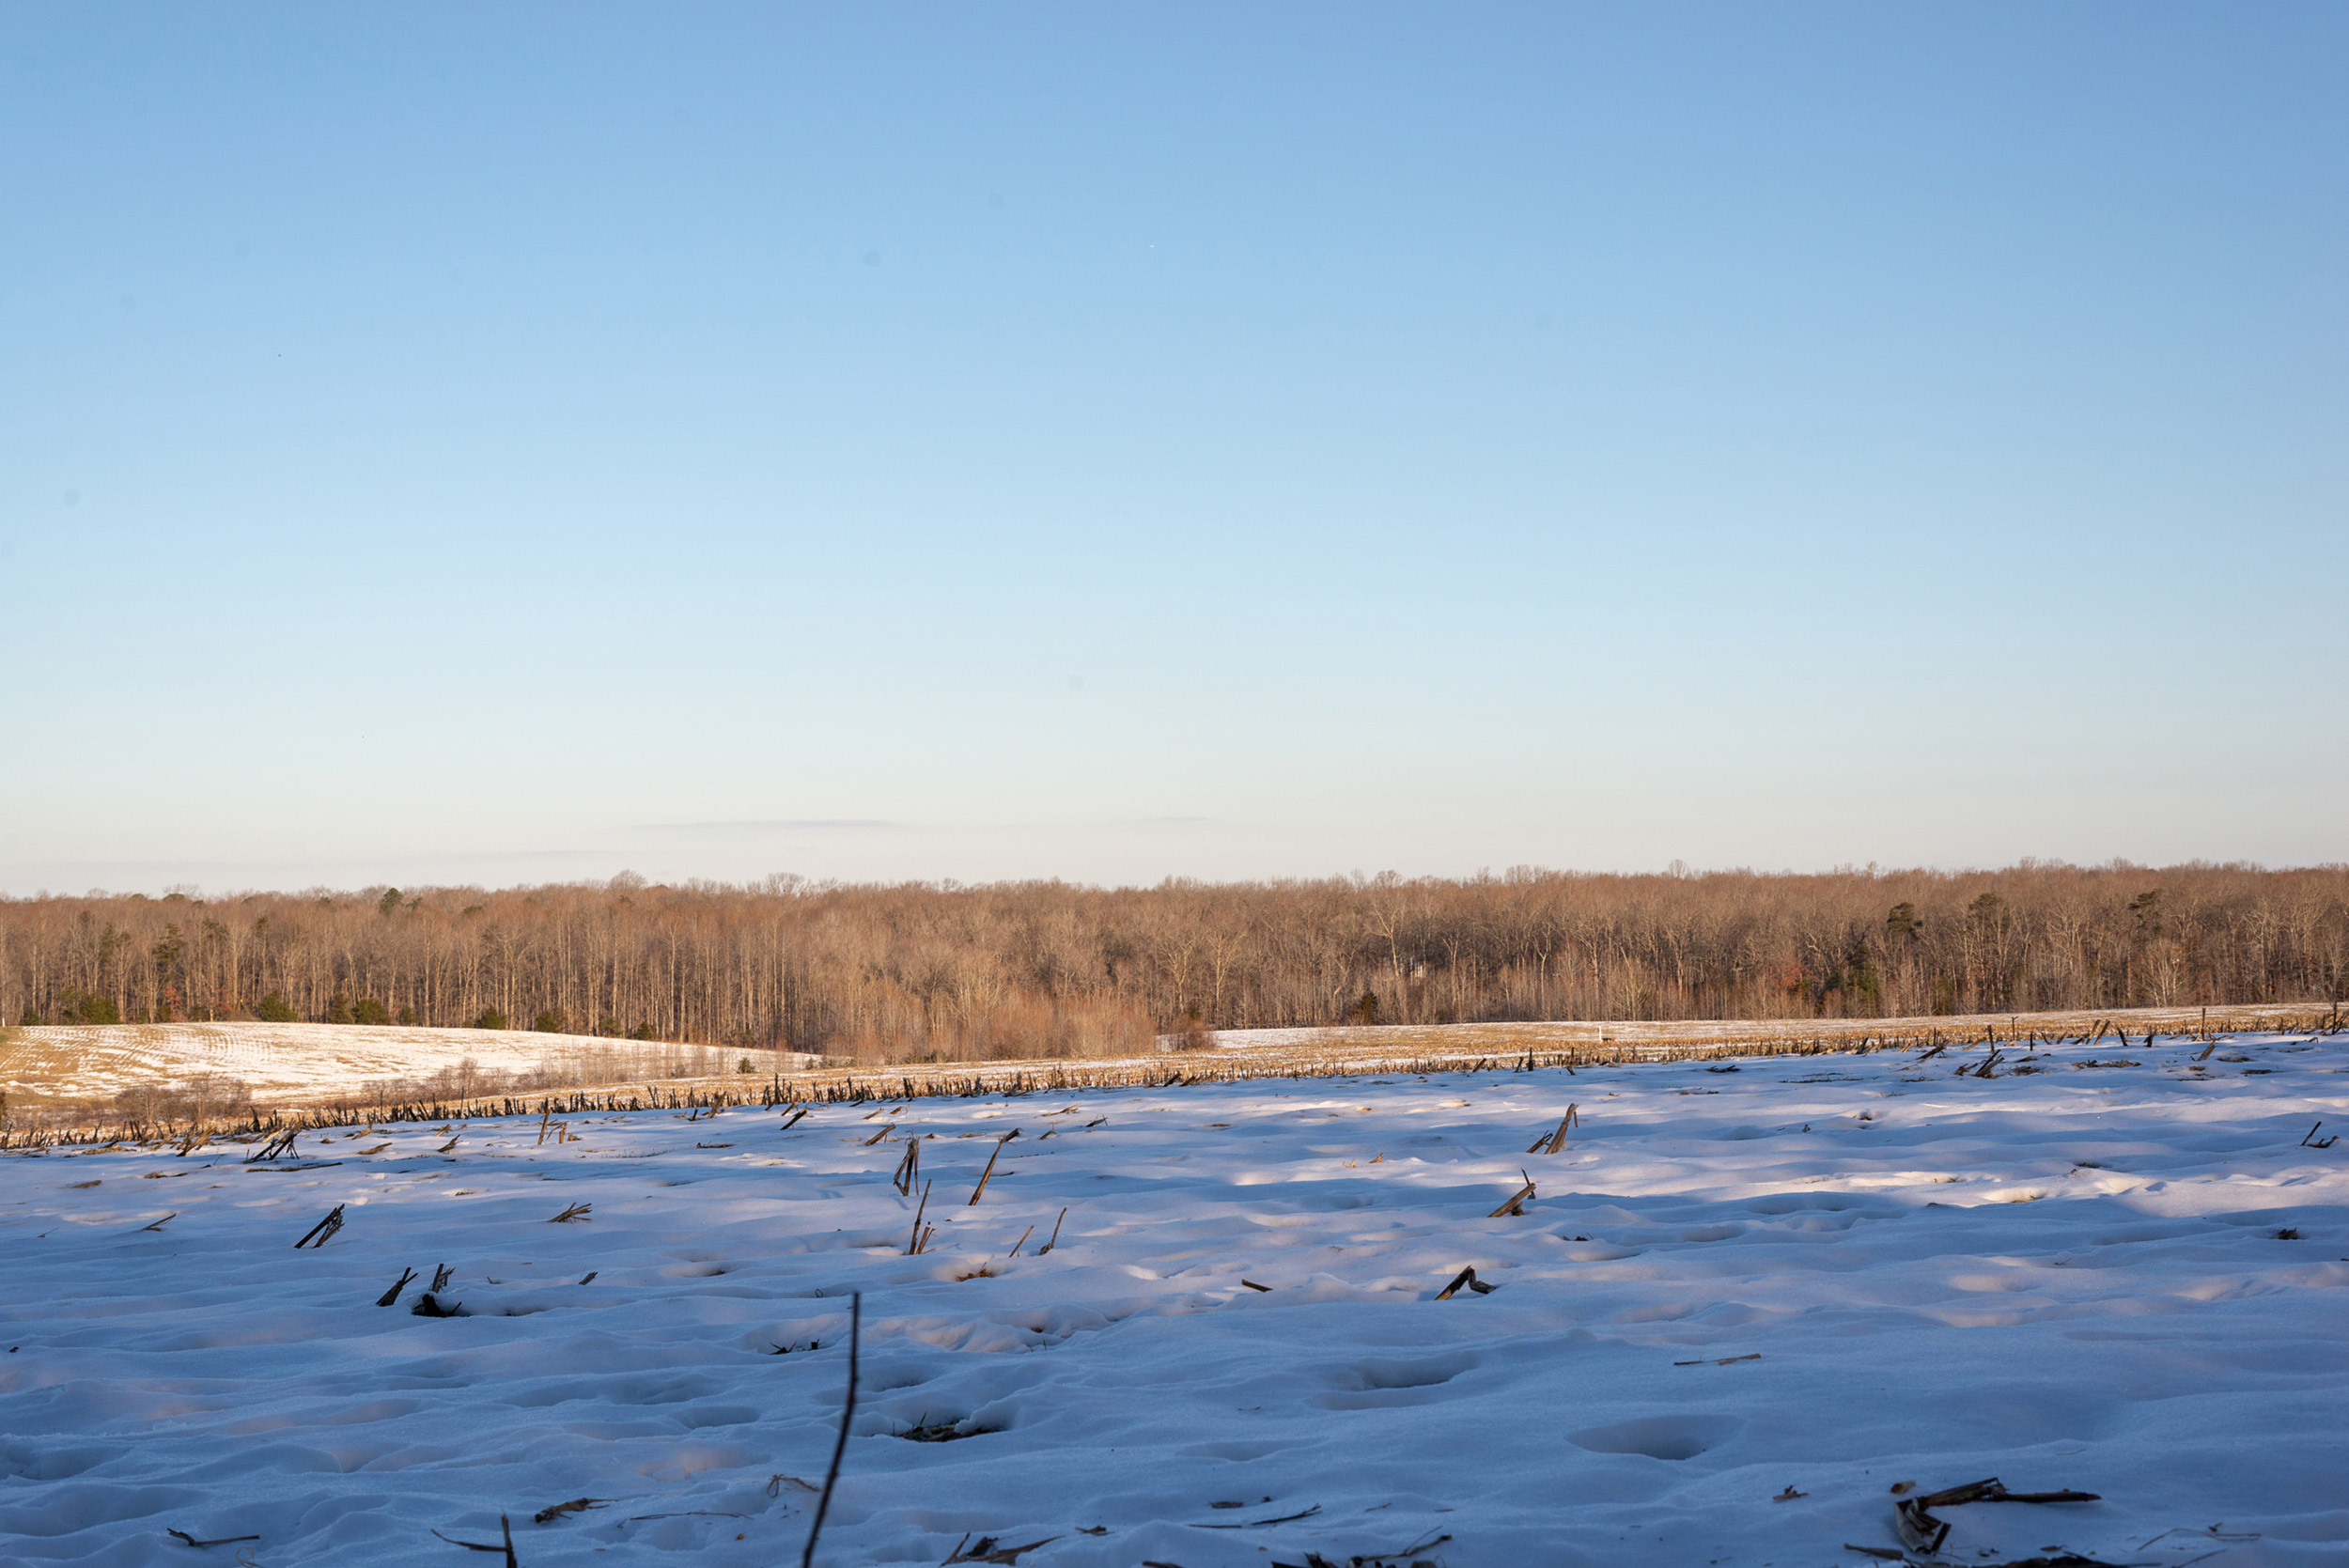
[4,4,2343,895]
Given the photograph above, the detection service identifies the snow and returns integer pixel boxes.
[3,1030,2344,1568]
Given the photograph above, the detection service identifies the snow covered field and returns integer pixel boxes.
[2,1030,2343,1568]
[0,1024,809,1112]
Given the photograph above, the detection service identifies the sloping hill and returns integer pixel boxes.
[0,1021,812,1113]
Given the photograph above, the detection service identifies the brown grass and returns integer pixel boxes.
[3,1000,2331,1149]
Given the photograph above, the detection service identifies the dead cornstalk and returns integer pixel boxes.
[907,1178,933,1255]
[1528,1104,1579,1154]
[800,1292,861,1568]
[967,1131,1019,1206]
[1487,1173,1536,1219]
[293,1203,346,1249]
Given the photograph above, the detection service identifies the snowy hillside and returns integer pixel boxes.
[0,1022,811,1111]
[1,1029,2342,1567]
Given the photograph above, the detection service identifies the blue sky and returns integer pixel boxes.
[4,4,2343,893]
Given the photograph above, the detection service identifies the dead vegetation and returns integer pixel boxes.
[1889,1476,2102,1560]
[7,862,2342,1065]
[4,1001,2337,1151]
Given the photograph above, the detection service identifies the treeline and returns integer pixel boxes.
[2,862,2343,1063]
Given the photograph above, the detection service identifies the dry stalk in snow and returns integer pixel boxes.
[906,1178,933,1255]
[431,1513,517,1566]
[941,1532,1058,1564]
[246,1129,298,1162]
[1487,1172,1536,1218]
[1527,1103,1579,1154]
[966,1129,1019,1205]
[1435,1266,1494,1299]
[1893,1477,2102,1556]
[799,1291,861,1568]
[293,1203,345,1249]
[531,1498,608,1525]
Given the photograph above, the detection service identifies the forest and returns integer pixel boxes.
[2,862,2342,1063]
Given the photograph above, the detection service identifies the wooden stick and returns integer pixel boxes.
[293,1203,346,1249]
[376,1266,418,1307]
[1488,1177,1536,1218]
[967,1133,1017,1206]
[1528,1104,1579,1154]
[907,1178,932,1255]
[1037,1206,1066,1255]
[1006,1225,1034,1258]
[800,1291,860,1568]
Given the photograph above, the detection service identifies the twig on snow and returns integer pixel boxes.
[1895,1477,2100,1555]
[1434,1266,1493,1299]
[431,1514,517,1567]
[799,1291,860,1568]
[907,1178,933,1255]
[531,1498,609,1524]
[169,1529,263,1546]
[292,1204,346,1249]
[941,1533,1059,1563]
[1487,1172,1536,1218]
[376,1267,418,1306]
[1527,1104,1579,1154]
[967,1131,1019,1205]
[549,1203,592,1223]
